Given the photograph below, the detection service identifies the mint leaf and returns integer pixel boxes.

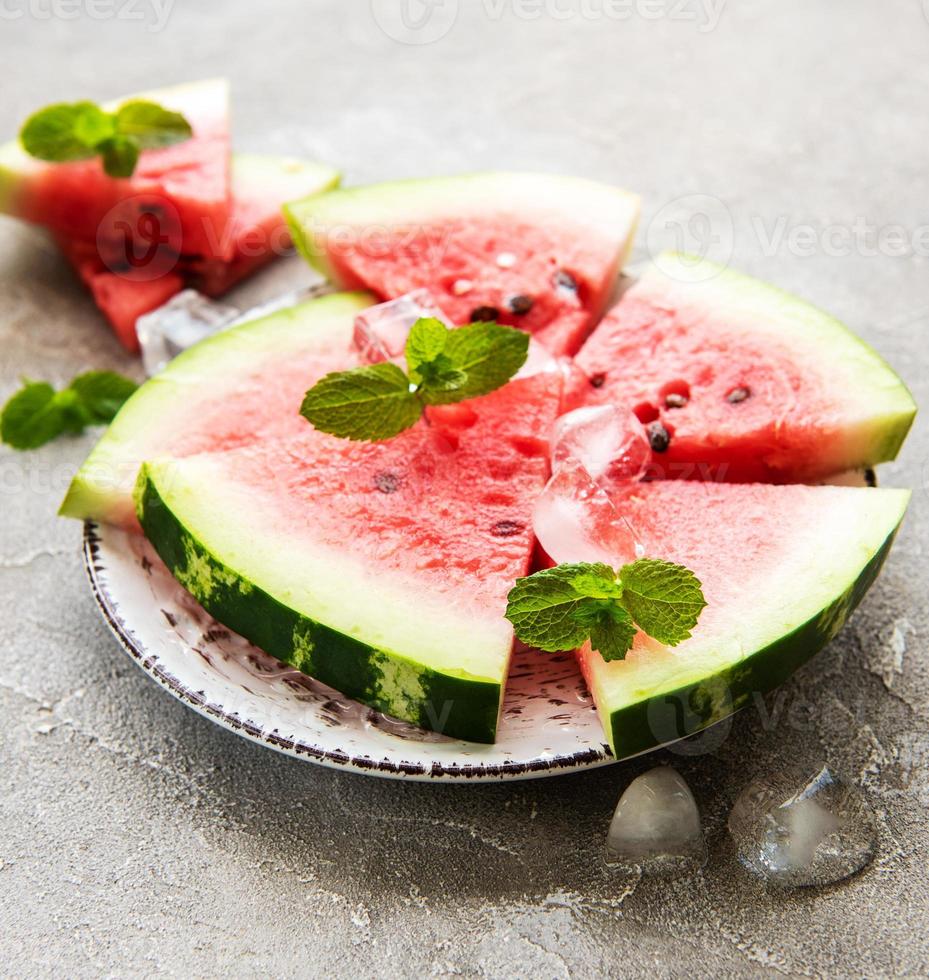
[588,605,638,662]
[505,563,623,653]
[618,558,707,646]
[20,102,103,162]
[19,98,192,178]
[1,382,66,449]
[70,371,138,422]
[300,363,421,441]
[1,370,137,450]
[98,136,139,179]
[114,100,192,149]
[505,558,707,659]
[405,317,449,375]
[436,321,529,403]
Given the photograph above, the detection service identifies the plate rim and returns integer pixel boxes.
[82,520,620,782]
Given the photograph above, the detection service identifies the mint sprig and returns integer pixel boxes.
[300,317,529,441]
[506,559,707,661]
[1,371,137,450]
[20,99,192,178]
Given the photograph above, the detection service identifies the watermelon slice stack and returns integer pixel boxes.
[0,80,340,351]
[59,169,917,755]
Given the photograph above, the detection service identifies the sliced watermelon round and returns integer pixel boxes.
[285,173,640,356]
[0,79,232,260]
[55,153,341,352]
[574,252,916,482]
[578,480,909,759]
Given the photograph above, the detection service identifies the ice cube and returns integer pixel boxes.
[533,456,642,566]
[137,289,240,376]
[551,404,650,486]
[728,764,878,888]
[353,289,453,364]
[605,766,706,876]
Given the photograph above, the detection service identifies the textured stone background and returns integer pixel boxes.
[2,1,929,976]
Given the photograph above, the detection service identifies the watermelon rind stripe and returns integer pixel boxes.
[135,462,503,744]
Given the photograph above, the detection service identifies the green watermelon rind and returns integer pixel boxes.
[591,489,909,759]
[283,171,641,289]
[643,252,917,467]
[134,463,502,744]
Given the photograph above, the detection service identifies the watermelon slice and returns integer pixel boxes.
[60,291,375,527]
[574,253,916,482]
[135,368,560,743]
[577,480,909,759]
[0,79,232,260]
[284,173,640,356]
[55,153,341,352]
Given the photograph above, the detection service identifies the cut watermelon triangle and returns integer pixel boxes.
[0,79,232,259]
[133,370,562,744]
[285,173,640,356]
[577,479,909,759]
[573,252,917,482]
[55,153,341,352]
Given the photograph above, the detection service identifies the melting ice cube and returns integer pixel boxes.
[551,404,650,486]
[728,764,878,888]
[137,289,240,376]
[353,289,453,363]
[606,766,707,876]
[533,457,642,566]
[532,404,650,565]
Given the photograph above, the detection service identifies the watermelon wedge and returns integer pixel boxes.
[60,291,375,527]
[135,369,560,743]
[56,153,341,351]
[284,173,640,355]
[577,480,909,759]
[0,79,232,260]
[574,252,916,482]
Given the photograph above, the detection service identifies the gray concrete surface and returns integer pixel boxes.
[2,1,929,976]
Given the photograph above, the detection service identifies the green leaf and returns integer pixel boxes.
[70,370,138,422]
[54,388,92,433]
[618,558,707,646]
[20,102,104,162]
[405,317,450,375]
[1,381,66,449]
[98,135,140,179]
[300,362,422,441]
[19,98,192,178]
[115,100,193,149]
[505,563,623,653]
[588,605,638,662]
[435,321,529,404]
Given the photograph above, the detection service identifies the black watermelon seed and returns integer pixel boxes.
[470,306,500,323]
[665,392,688,409]
[374,471,401,494]
[491,520,524,538]
[647,421,671,453]
[726,386,751,404]
[554,269,578,293]
[507,294,534,315]
[865,468,877,487]
[589,373,606,388]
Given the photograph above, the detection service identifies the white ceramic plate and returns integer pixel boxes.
[83,520,618,781]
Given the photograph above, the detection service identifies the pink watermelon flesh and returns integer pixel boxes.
[573,259,915,482]
[323,218,618,357]
[56,173,296,351]
[11,80,231,261]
